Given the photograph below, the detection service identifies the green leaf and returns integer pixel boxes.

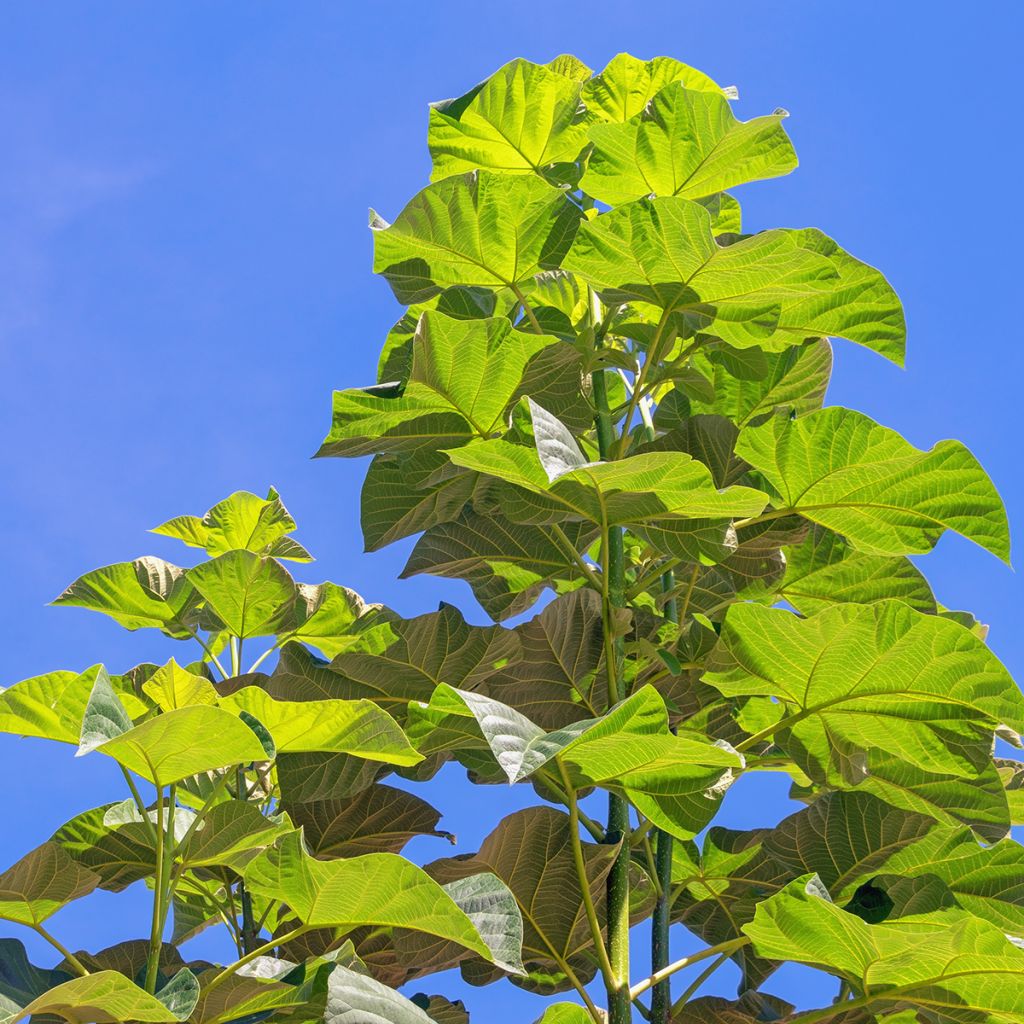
[447,438,767,528]
[533,1004,592,1023]
[773,525,937,614]
[0,842,99,925]
[372,171,581,305]
[564,197,905,361]
[190,959,331,1024]
[0,665,142,745]
[410,994,469,1024]
[141,659,218,711]
[217,687,420,763]
[317,313,559,457]
[743,876,1024,1021]
[79,703,270,786]
[361,451,477,552]
[683,338,832,427]
[581,53,731,123]
[151,488,312,562]
[278,582,391,660]
[705,601,1023,783]
[0,970,196,1024]
[178,799,288,870]
[428,59,589,179]
[243,832,496,961]
[286,784,449,858]
[52,557,201,638]
[736,406,1011,562]
[187,550,297,638]
[581,83,796,206]
[403,510,592,622]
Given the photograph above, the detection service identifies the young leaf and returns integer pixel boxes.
[581,53,731,123]
[581,83,796,206]
[428,59,589,180]
[187,550,297,638]
[372,171,581,305]
[736,406,1011,562]
[151,488,312,562]
[141,659,218,711]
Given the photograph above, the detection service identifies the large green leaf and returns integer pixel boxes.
[743,877,1024,1022]
[736,406,1011,562]
[428,59,588,179]
[446,436,767,529]
[372,171,580,305]
[190,959,331,1024]
[581,83,796,206]
[581,53,731,123]
[52,557,200,638]
[151,488,311,562]
[0,843,99,926]
[323,966,435,1024]
[361,451,477,552]
[243,832,496,962]
[178,799,288,871]
[141,659,218,711]
[704,600,1023,783]
[317,313,559,457]
[186,550,297,638]
[0,970,197,1024]
[217,687,420,764]
[564,197,905,360]
[403,510,592,622]
[277,582,391,659]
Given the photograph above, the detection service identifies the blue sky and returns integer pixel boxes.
[1,1,1022,1017]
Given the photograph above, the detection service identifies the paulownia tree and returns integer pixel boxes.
[316,52,1024,1023]
[0,51,1021,1024]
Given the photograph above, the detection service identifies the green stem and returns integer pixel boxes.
[248,642,280,675]
[120,766,157,843]
[202,925,310,997]
[670,950,730,1013]
[144,785,167,993]
[511,284,543,334]
[30,922,89,976]
[184,626,229,680]
[630,937,750,999]
[590,290,631,1024]
[235,765,258,953]
[651,568,678,1024]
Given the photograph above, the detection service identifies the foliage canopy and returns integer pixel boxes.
[2,51,1022,1024]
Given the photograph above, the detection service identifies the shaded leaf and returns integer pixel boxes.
[0,843,99,926]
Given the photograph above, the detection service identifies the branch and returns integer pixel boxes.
[629,937,750,999]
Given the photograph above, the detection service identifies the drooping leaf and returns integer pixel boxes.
[0,843,99,926]
[0,970,197,1024]
[564,197,905,361]
[428,59,589,180]
[286,784,449,858]
[243,832,496,962]
[317,313,559,457]
[737,406,1011,562]
[403,510,593,622]
[371,171,580,305]
[581,53,731,123]
[151,488,312,562]
[52,557,201,638]
[186,551,297,638]
[581,83,796,206]
[322,965,435,1024]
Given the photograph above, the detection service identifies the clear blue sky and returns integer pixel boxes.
[2,1,1022,1017]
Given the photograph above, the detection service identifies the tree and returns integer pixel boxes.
[0,51,1021,1024]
